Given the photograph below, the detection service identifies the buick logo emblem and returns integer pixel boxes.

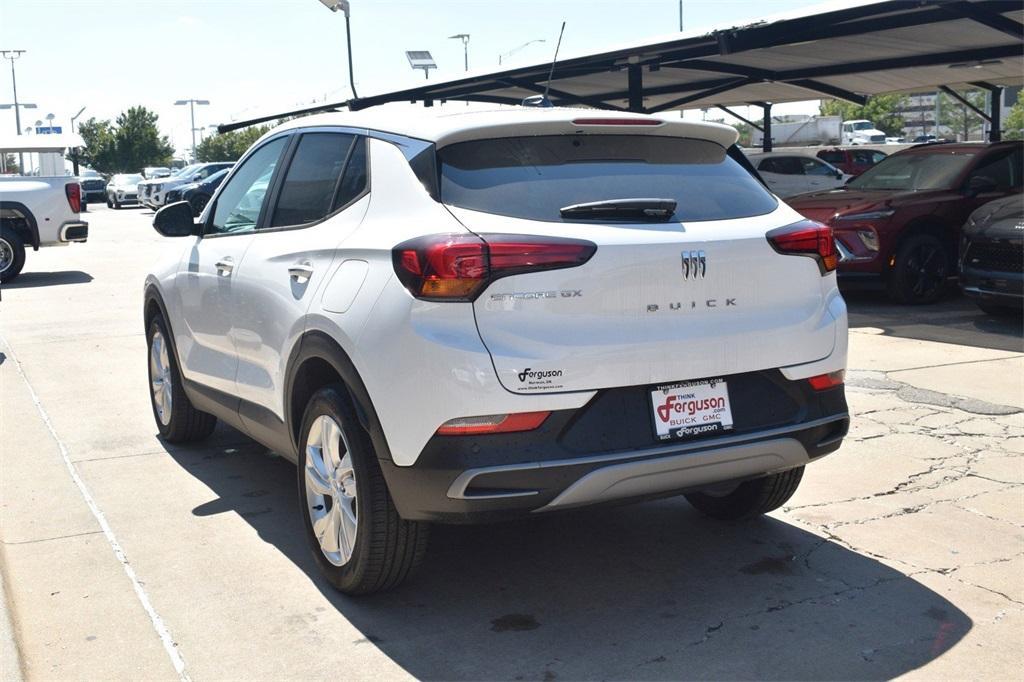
[681,250,706,280]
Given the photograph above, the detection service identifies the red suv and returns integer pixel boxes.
[789,142,1023,304]
[816,148,888,177]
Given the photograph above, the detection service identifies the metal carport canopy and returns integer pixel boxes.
[219,0,1023,146]
[347,0,1022,114]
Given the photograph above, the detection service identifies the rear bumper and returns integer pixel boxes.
[59,221,88,243]
[380,372,848,523]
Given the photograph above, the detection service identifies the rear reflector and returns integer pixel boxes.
[572,118,662,126]
[808,370,845,391]
[393,233,596,301]
[766,220,837,273]
[65,182,82,214]
[436,411,550,436]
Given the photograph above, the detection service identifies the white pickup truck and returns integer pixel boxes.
[0,134,89,283]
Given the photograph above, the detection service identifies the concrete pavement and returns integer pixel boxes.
[1,204,1021,680]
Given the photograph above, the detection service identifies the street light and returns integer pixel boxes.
[405,51,437,80]
[174,98,210,162]
[318,0,359,99]
[448,34,470,72]
[70,106,86,132]
[1,49,34,171]
[498,39,545,66]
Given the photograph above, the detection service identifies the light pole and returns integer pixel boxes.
[69,106,86,174]
[498,39,545,66]
[1,49,36,172]
[318,0,358,99]
[174,98,209,162]
[449,34,470,72]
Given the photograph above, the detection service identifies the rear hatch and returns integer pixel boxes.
[438,131,838,394]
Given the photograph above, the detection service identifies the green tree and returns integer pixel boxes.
[113,106,174,171]
[76,107,173,174]
[76,117,117,173]
[1001,89,1023,140]
[938,88,987,141]
[819,94,909,136]
[195,124,271,162]
[2,153,19,174]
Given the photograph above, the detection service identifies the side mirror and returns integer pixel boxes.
[834,169,843,179]
[153,201,199,237]
[966,175,997,196]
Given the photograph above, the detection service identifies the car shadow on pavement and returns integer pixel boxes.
[1,270,93,289]
[845,290,1022,352]
[171,427,972,681]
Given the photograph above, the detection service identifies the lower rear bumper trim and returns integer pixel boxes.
[539,436,807,511]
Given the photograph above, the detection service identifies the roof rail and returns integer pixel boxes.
[216,99,352,134]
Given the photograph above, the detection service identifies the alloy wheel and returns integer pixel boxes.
[304,415,358,566]
[0,238,12,274]
[149,329,173,426]
[905,242,947,300]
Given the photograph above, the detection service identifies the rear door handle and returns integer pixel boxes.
[215,257,235,276]
[289,261,314,283]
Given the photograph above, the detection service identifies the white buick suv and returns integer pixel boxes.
[144,108,849,594]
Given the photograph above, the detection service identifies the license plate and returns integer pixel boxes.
[650,378,734,441]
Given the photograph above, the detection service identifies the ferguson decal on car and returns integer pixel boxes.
[651,379,734,441]
[647,298,737,312]
[515,367,565,391]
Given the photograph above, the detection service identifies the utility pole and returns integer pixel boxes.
[679,0,684,31]
[449,34,470,72]
[1,49,34,172]
[174,98,209,162]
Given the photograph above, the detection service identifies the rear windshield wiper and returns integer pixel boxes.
[559,198,677,221]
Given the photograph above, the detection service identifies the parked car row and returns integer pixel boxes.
[163,168,231,216]
[783,140,1022,308]
[136,162,233,211]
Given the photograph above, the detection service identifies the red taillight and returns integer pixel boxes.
[65,182,81,213]
[393,233,596,301]
[571,118,663,126]
[766,219,837,273]
[436,411,550,436]
[808,370,845,391]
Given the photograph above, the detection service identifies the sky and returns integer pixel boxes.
[0,0,826,159]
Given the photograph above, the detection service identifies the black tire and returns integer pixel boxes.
[106,194,113,208]
[112,195,122,209]
[887,233,949,304]
[297,386,429,595]
[685,467,804,521]
[189,194,209,217]
[0,225,27,284]
[977,300,1021,316]
[146,314,216,442]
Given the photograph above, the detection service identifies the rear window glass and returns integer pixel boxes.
[439,135,777,222]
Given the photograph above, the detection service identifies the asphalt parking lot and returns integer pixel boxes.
[1,204,1022,680]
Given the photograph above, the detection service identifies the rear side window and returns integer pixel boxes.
[332,136,368,211]
[270,132,354,227]
[818,150,844,163]
[439,135,777,223]
[801,158,835,176]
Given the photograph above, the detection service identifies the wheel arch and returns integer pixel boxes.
[143,284,188,375]
[0,201,40,250]
[285,331,394,465]
[893,215,959,268]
